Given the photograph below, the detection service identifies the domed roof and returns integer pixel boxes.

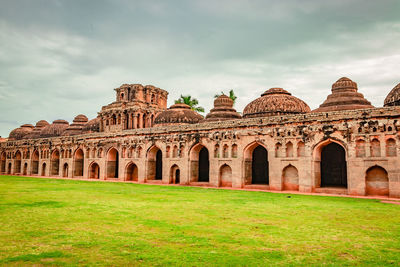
[9,124,34,140]
[24,120,50,139]
[384,82,400,107]
[204,95,241,121]
[243,88,311,118]
[154,103,203,126]
[62,115,89,136]
[82,117,100,133]
[312,77,374,112]
[40,120,69,138]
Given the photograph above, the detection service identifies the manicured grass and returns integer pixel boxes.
[0,176,399,266]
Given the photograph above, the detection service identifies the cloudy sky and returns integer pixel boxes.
[0,0,399,137]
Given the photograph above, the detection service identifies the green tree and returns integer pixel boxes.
[214,89,237,104]
[175,95,205,113]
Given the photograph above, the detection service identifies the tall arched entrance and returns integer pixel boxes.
[23,163,28,175]
[73,149,84,177]
[31,150,39,175]
[107,148,119,178]
[126,162,138,181]
[252,145,269,184]
[7,162,12,174]
[170,164,180,184]
[366,166,389,196]
[219,164,232,187]
[320,143,347,187]
[14,151,22,174]
[0,152,6,173]
[198,147,209,182]
[63,163,69,177]
[146,146,162,181]
[51,150,60,176]
[41,163,47,176]
[89,162,100,179]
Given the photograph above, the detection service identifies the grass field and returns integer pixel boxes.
[0,176,399,266]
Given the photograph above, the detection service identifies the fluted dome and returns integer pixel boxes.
[24,120,49,139]
[9,124,34,140]
[384,82,400,107]
[40,120,69,138]
[154,103,203,126]
[313,77,374,112]
[243,88,311,118]
[82,117,100,133]
[62,115,89,136]
[205,95,241,121]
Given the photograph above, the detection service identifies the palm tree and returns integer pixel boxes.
[175,95,205,113]
[214,89,237,105]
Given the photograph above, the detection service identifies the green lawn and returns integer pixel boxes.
[0,176,399,266]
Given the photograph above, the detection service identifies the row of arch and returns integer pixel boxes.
[355,138,397,157]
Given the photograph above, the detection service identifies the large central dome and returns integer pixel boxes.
[243,88,311,118]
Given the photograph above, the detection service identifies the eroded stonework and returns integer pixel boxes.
[1,79,400,198]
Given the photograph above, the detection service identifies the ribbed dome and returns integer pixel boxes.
[205,95,241,121]
[384,82,400,107]
[35,120,50,128]
[313,77,374,112]
[62,115,89,136]
[154,103,203,126]
[40,120,69,138]
[243,88,311,118]
[9,124,34,140]
[82,117,100,133]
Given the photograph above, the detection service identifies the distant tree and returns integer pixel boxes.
[214,89,237,104]
[175,95,205,113]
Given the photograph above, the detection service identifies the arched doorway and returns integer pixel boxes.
[14,151,22,174]
[50,150,60,176]
[89,162,100,179]
[73,149,84,177]
[198,147,209,182]
[156,150,162,180]
[146,146,162,181]
[320,143,347,187]
[170,165,180,184]
[63,163,69,177]
[282,165,299,191]
[7,162,12,174]
[31,150,39,175]
[41,163,47,176]
[107,148,119,178]
[366,166,389,196]
[0,152,6,173]
[219,164,232,187]
[23,163,28,175]
[126,162,138,181]
[252,145,269,184]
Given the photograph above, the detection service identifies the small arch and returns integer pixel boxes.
[89,162,100,179]
[23,162,28,175]
[366,166,389,196]
[7,162,12,174]
[136,146,142,158]
[63,163,69,177]
[355,139,366,158]
[170,164,180,184]
[223,144,229,158]
[370,139,381,157]
[126,162,138,181]
[297,141,305,157]
[282,165,299,191]
[172,145,178,158]
[31,150,39,174]
[275,143,282,158]
[214,144,220,158]
[386,138,397,157]
[286,142,293,157]
[50,149,60,176]
[231,144,238,158]
[166,146,170,158]
[14,150,22,174]
[219,164,232,187]
[107,148,119,178]
[41,163,47,176]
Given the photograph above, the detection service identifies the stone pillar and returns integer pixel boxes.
[133,114,138,129]
[139,113,143,129]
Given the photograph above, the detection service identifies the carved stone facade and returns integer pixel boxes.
[1,78,400,198]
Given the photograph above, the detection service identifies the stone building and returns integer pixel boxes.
[1,78,400,198]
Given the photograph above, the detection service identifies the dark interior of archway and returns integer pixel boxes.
[175,169,180,184]
[155,150,162,180]
[321,143,347,187]
[252,145,269,184]
[91,163,100,179]
[63,164,68,177]
[198,147,209,182]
